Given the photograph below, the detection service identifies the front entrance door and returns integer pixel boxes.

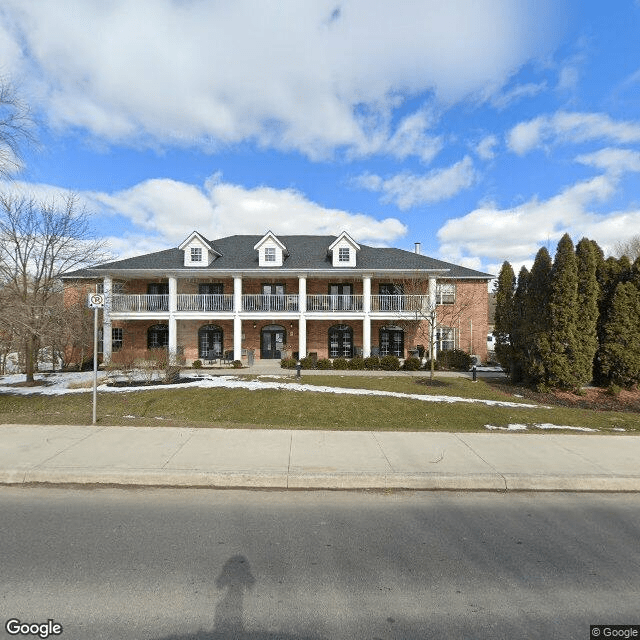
[261,325,286,359]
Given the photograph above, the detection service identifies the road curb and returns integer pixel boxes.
[1,469,639,491]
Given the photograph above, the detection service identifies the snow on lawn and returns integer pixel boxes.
[0,371,548,409]
[485,423,599,432]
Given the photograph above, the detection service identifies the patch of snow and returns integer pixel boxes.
[485,423,598,432]
[0,371,549,409]
[612,427,626,432]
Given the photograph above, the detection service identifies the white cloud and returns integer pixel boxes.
[0,0,560,159]
[354,156,477,210]
[476,135,499,160]
[507,111,640,155]
[436,173,636,265]
[382,109,443,163]
[491,81,547,109]
[89,175,407,251]
[3,174,407,254]
[575,148,640,175]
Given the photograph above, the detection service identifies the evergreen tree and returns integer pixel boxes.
[523,247,552,387]
[493,261,516,372]
[547,233,578,389]
[599,281,640,388]
[574,238,600,385]
[594,255,632,385]
[510,266,529,383]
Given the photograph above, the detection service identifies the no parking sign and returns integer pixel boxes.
[88,293,105,308]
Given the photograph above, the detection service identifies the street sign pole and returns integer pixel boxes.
[88,293,105,426]
[93,305,98,425]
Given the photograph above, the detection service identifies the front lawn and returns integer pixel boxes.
[0,374,637,432]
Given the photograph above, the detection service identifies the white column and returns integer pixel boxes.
[102,276,112,364]
[362,276,371,357]
[298,276,307,358]
[428,276,437,359]
[168,277,177,362]
[233,276,243,361]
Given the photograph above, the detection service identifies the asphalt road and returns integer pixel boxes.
[1,488,639,640]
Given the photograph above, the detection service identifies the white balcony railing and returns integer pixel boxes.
[177,293,234,312]
[370,295,430,312]
[112,294,169,312]
[110,293,432,314]
[306,294,363,312]
[242,294,299,312]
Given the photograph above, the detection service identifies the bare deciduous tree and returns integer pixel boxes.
[0,193,110,381]
[392,274,485,380]
[614,235,640,262]
[0,79,35,178]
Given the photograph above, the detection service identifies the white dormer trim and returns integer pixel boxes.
[254,231,288,267]
[178,231,220,267]
[328,231,360,267]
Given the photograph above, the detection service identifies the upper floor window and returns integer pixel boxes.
[96,282,124,294]
[338,247,350,262]
[190,247,203,262]
[436,283,456,305]
[265,247,277,262]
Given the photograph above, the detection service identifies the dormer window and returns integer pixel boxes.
[254,231,287,267]
[329,231,360,267]
[179,231,221,267]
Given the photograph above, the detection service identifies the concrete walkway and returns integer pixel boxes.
[1,423,639,492]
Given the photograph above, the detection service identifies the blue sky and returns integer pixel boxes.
[2,0,640,276]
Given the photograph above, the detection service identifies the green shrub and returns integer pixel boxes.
[380,354,401,371]
[332,357,350,370]
[606,383,622,397]
[280,357,296,369]
[300,356,316,369]
[364,355,380,370]
[348,356,365,370]
[192,359,202,369]
[316,358,332,369]
[232,360,243,369]
[437,349,473,371]
[402,356,421,371]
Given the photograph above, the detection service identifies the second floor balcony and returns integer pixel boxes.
[110,293,432,315]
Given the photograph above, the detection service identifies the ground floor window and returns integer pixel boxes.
[97,328,123,353]
[199,324,223,359]
[328,324,353,358]
[436,327,456,352]
[112,328,123,352]
[379,326,404,357]
[147,324,169,349]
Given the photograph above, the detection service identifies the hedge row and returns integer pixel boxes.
[280,350,473,372]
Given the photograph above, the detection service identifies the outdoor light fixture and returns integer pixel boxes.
[253,322,257,329]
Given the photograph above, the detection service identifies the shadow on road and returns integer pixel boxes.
[153,554,326,640]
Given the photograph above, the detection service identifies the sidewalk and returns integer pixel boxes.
[1,424,639,492]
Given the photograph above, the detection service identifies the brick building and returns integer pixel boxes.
[63,231,493,364]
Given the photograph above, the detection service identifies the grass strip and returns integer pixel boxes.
[0,380,637,432]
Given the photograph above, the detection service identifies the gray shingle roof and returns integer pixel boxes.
[64,235,493,279]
